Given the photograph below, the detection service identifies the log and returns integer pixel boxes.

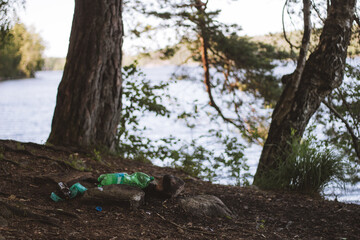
[80,185,145,209]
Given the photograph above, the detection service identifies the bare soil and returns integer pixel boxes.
[0,139,359,239]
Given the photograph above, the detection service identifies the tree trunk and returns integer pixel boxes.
[48,0,123,151]
[253,0,356,185]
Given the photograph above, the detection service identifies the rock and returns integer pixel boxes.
[80,185,145,209]
[179,195,234,218]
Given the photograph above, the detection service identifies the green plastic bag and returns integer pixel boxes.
[97,172,154,189]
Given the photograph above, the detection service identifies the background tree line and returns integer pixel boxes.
[0,22,44,80]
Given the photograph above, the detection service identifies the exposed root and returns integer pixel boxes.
[0,157,20,166]
[0,198,60,226]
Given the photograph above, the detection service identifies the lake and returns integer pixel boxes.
[0,67,359,204]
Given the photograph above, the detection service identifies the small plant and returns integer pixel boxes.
[257,131,346,194]
[16,142,25,150]
[256,217,266,231]
[92,149,102,162]
[64,153,90,172]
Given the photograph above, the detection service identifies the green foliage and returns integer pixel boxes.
[256,131,346,194]
[115,61,171,163]
[116,62,250,185]
[0,32,21,78]
[139,0,291,145]
[92,149,102,162]
[64,153,90,172]
[159,45,180,60]
[158,130,249,184]
[313,63,360,185]
[316,63,360,163]
[0,23,44,79]
[15,142,25,150]
[211,130,250,185]
[149,0,288,101]
[209,33,289,106]
[0,0,25,42]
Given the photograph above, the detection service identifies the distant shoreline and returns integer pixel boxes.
[0,75,33,82]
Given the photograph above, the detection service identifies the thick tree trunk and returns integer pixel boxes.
[253,0,356,185]
[48,0,123,151]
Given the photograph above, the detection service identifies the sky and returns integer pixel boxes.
[19,0,285,58]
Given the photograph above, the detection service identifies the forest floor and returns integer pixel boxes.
[0,139,359,240]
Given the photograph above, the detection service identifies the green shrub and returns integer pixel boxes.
[116,62,250,185]
[258,132,345,194]
[64,153,91,172]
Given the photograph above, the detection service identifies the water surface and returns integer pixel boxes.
[0,68,358,204]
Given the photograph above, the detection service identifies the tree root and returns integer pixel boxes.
[1,144,86,172]
[0,198,61,226]
[0,157,20,166]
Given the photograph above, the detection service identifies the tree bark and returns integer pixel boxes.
[253,0,356,185]
[48,0,123,151]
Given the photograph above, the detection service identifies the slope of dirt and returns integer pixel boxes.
[0,139,359,239]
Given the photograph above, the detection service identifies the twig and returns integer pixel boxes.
[338,89,358,128]
[282,0,300,52]
[311,0,326,23]
[162,199,168,209]
[322,100,360,163]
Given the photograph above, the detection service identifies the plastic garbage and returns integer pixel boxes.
[97,172,154,189]
[58,182,71,198]
[50,182,88,202]
[95,206,102,212]
[69,182,88,198]
[50,192,64,202]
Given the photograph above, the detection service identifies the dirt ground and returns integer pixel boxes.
[0,139,359,240]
